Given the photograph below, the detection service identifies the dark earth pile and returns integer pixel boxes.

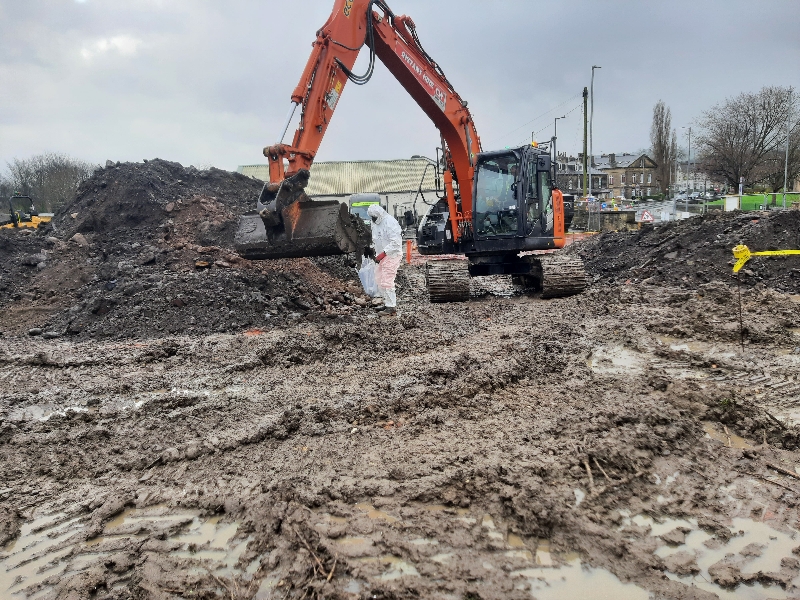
[0,160,382,340]
[570,210,800,292]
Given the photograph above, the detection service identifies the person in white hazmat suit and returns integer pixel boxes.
[367,204,403,315]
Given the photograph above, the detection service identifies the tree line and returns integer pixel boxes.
[0,153,97,213]
[651,85,799,194]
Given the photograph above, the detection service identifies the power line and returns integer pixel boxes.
[497,93,582,143]
[515,102,584,147]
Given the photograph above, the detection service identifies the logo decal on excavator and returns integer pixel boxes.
[326,81,343,110]
[343,0,353,16]
[396,45,447,112]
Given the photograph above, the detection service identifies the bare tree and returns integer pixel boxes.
[695,86,799,190]
[2,153,97,212]
[649,101,678,196]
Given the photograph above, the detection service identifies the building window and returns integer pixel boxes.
[609,175,614,185]
[647,188,651,195]
[621,174,626,183]
[647,173,652,184]
[568,180,573,190]
[639,174,644,184]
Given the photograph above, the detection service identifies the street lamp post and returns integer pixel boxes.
[589,66,601,199]
[783,87,793,209]
[682,126,692,213]
[552,115,566,188]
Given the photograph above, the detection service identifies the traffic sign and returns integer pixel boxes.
[640,210,654,222]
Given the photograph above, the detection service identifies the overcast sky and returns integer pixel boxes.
[1,0,798,172]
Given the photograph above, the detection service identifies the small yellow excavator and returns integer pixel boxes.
[1,195,52,230]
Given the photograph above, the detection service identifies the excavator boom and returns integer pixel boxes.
[235,0,481,259]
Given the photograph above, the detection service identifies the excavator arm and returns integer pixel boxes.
[264,0,481,244]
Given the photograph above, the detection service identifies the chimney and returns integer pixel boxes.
[609,153,616,165]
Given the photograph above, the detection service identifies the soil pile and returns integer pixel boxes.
[54,158,263,247]
[570,210,800,292]
[0,160,382,340]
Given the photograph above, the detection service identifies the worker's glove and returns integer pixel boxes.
[375,252,386,263]
[363,247,375,259]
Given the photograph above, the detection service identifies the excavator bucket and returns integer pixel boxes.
[235,176,371,260]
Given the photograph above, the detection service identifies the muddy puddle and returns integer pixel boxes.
[588,346,644,375]
[659,518,800,599]
[4,388,216,423]
[5,405,89,422]
[702,421,755,449]
[657,335,737,359]
[514,558,650,599]
[617,510,800,599]
[0,506,249,598]
[308,503,659,598]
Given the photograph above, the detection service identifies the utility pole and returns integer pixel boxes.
[784,87,793,209]
[589,66,601,199]
[682,126,692,202]
[552,115,565,188]
[582,87,588,198]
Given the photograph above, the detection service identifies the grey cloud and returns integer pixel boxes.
[1,0,798,171]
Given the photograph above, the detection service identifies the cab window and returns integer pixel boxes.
[475,153,519,236]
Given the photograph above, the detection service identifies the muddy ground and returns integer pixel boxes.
[2,162,800,599]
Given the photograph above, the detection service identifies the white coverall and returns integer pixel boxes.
[367,204,403,309]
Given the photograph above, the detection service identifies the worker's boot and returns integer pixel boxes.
[380,290,397,317]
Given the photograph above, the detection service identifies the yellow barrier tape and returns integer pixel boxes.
[732,244,800,273]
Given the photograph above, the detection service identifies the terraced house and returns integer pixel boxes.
[555,152,659,199]
[597,153,659,199]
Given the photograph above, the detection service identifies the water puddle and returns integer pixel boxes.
[353,555,420,581]
[5,405,88,422]
[0,513,85,598]
[588,346,644,375]
[657,335,736,359]
[333,537,374,557]
[655,517,800,599]
[702,421,754,449]
[0,507,246,598]
[354,503,398,523]
[514,557,650,599]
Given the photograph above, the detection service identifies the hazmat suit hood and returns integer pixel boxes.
[368,204,403,257]
[367,203,387,224]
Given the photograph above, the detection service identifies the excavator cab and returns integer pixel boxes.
[471,146,558,252]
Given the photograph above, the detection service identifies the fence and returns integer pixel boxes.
[571,193,800,231]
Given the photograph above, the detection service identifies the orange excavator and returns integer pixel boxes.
[234,0,586,300]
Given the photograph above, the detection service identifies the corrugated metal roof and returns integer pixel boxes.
[238,159,438,196]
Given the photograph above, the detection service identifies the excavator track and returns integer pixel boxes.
[528,255,589,299]
[426,259,471,303]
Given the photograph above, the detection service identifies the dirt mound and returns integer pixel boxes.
[0,160,383,340]
[570,210,800,292]
[55,158,263,248]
